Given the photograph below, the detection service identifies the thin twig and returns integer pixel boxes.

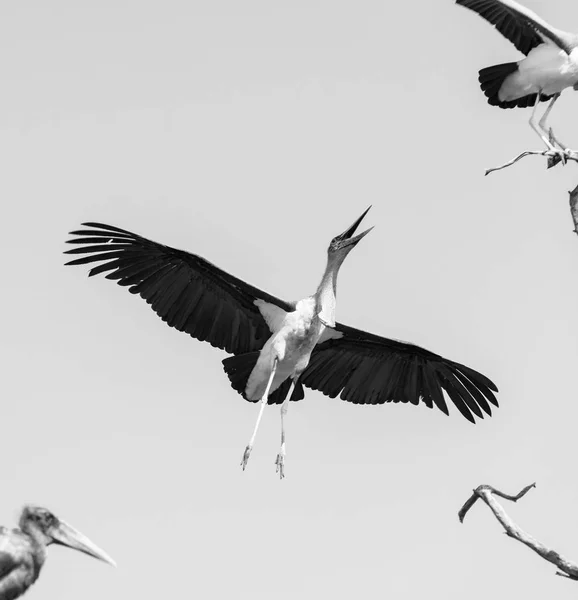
[459,483,578,581]
[485,149,578,176]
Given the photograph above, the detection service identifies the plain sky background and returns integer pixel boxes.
[2,0,578,598]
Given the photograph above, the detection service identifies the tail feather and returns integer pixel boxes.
[478,62,553,109]
[222,352,259,399]
[222,353,306,405]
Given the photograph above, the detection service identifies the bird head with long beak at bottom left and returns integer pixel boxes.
[0,505,115,600]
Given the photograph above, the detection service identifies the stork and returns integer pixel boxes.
[457,0,578,159]
[0,506,115,600]
[65,208,498,478]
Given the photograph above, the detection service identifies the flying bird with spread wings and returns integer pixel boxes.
[457,0,578,160]
[65,208,498,478]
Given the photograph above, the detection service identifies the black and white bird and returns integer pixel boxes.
[457,0,578,157]
[65,208,498,478]
[0,506,115,600]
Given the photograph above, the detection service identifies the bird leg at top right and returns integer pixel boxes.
[538,94,575,157]
[530,93,568,162]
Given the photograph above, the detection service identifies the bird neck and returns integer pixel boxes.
[20,524,48,576]
[315,253,345,328]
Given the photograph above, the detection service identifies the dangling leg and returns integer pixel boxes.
[538,93,560,138]
[529,92,553,148]
[275,379,295,480]
[240,357,278,471]
[538,93,568,152]
[529,92,566,160]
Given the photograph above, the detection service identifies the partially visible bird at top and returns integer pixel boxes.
[0,506,115,600]
[457,0,578,161]
[65,207,498,479]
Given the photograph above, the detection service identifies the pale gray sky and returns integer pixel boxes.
[2,0,578,598]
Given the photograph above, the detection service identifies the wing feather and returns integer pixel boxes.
[457,0,576,55]
[65,222,293,355]
[301,322,498,423]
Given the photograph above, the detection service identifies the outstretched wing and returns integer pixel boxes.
[65,223,293,355]
[456,0,576,55]
[302,322,498,423]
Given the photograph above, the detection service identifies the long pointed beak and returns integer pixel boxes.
[335,206,374,247]
[51,520,116,567]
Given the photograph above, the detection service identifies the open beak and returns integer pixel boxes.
[335,206,374,248]
[51,520,116,567]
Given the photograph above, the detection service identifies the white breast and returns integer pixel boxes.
[245,298,320,400]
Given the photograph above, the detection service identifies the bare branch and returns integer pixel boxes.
[459,483,578,581]
[484,142,578,234]
[458,489,482,523]
[485,149,578,176]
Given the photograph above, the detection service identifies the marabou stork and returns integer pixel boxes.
[0,506,115,600]
[65,208,498,478]
[457,0,578,159]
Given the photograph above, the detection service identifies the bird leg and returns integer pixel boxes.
[538,93,568,151]
[275,381,295,480]
[529,92,567,162]
[240,357,278,471]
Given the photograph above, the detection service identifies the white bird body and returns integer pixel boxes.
[501,44,578,100]
[247,297,329,401]
[235,229,370,476]
[246,249,348,402]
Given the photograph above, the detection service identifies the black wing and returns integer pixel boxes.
[65,223,293,355]
[301,323,498,423]
[456,0,575,55]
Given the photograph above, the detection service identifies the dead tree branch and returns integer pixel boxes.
[485,148,578,176]
[459,483,578,581]
[483,132,578,233]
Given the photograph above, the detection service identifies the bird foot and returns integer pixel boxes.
[240,445,253,471]
[275,450,286,480]
[546,147,570,169]
[545,132,569,165]
[555,148,569,165]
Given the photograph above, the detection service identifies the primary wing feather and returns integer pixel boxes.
[65,223,293,355]
[301,322,498,423]
[456,0,575,55]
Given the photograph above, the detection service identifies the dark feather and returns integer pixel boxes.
[65,223,293,355]
[478,62,554,108]
[222,353,305,404]
[457,0,576,55]
[299,323,498,423]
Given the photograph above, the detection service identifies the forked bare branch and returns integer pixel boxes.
[459,483,578,581]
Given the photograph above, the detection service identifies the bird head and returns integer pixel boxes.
[20,506,116,566]
[327,206,373,260]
